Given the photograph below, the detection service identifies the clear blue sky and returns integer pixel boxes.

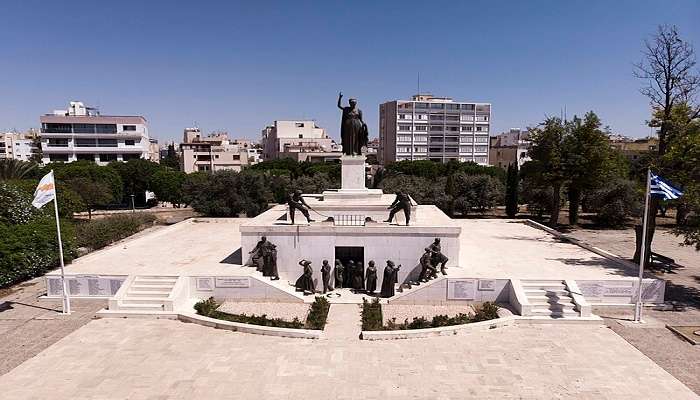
[1,1,698,143]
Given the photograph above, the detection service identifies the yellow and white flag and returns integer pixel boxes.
[32,171,56,209]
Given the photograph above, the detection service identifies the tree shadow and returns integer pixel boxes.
[493,235,569,243]
[0,301,59,313]
[220,248,242,265]
[0,302,14,312]
[544,257,635,277]
[663,282,700,309]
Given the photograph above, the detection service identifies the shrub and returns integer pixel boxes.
[306,296,330,330]
[75,213,156,251]
[361,298,384,331]
[194,297,304,329]
[587,179,641,227]
[472,302,500,322]
[381,303,500,330]
[0,216,76,288]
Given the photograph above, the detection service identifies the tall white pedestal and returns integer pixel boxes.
[323,155,383,200]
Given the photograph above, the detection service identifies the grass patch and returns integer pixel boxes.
[194,296,330,330]
[76,213,156,251]
[363,301,500,331]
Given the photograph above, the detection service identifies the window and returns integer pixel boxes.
[99,154,117,162]
[414,125,427,131]
[415,102,428,109]
[122,154,141,161]
[414,135,427,143]
[75,138,97,147]
[475,137,489,143]
[460,146,472,153]
[298,134,304,138]
[198,165,211,171]
[295,123,305,128]
[98,139,118,147]
[73,124,96,134]
[460,136,473,143]
[446,115,459,121]
[398,114,406,119]
[430,103,444,109]
[476,126,483,132]
[461,125,473,131]
[125,140,135,146]
[429,126,443,132]
[475,156,487,163]
[43,123,72,133]
[197,155,212,161]
[215,155,219,159]
[233,155,240,160]
[398,124,412,131]
[95,124,117,133]
[429,147,443,153]
[49,154,69,162]
[446,104,459,110]
[446,126,459,132]
[462,104,475,111]
[430,137,444,143]
[397,135,412,142]
[475,146,488,153]
[76,154,95,161]
[48,138,69,147]
[122,125,136,131]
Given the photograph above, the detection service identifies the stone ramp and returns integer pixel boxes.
[323,303,362,340]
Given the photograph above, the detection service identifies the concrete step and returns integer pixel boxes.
[531,308,579,317]
[524,289,569,296]
[522,284,566,290]
[531,303,577,311]
[136,275,179,280]
[125,291,171,298]
[122,298,168,305]
[134,279,177,286]
[118,303,165,311]
[129,284,174,291]
[526,295,574,303]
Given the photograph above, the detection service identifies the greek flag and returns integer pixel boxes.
[650,173,683,200]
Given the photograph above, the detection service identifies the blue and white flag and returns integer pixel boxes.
[650,173,683,200]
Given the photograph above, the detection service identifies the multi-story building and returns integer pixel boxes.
[261,120,342,162]
[180,128,250,173]
[379,94,491,165]
[39,101,151,165]
[489,128,531,170]
[0,130,41,162]
[608,136,659,162]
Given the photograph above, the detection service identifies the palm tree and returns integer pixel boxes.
[0,159,36,180]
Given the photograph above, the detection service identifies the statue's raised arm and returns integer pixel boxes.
[337,92,344,110]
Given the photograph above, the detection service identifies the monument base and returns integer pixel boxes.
[322,188,384,200]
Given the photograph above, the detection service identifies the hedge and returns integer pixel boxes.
[75,213,156,251]
[363,301,500,331]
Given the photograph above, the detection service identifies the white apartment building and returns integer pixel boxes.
[378,94,491,165]
[261,120,341,162]
[39,101,151,165]
[0,130,40,161]
[489,128,531,170]
[180,128,250,173]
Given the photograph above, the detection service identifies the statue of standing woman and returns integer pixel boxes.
[337,92,368,156]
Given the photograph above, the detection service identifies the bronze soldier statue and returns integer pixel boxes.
[428,238,449,275]
[294,259,316,295]
[385,191,412,225]
[287,189,314,225]
[334,259,344,289]
[321,259,333,294]
[380,260,401,298]
[365,260,378,294]
[248,236,279,280]
[337,92,368,156]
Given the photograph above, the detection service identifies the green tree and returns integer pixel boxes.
[68,178,113,219]
[587,179,642,227]
[526,117,567,226]
[634,24,700,262]
[505,163,519,217]
[182,170,272,217]
[160,144,181,170]
[0,159,36,180]
[563,112,623,225]
[50,161,122,218]
[149,169,186,207]
[108,159,161,206]
[451,174,504,214]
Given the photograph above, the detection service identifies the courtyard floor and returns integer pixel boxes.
[0,317,696,399]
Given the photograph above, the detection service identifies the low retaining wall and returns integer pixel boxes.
[178,313,323,339]
[361,315,604,340]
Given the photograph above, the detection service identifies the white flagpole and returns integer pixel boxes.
[51,170,71,315]
[634,169,651,322]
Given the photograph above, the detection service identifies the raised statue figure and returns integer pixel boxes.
[428,238,449,275]
[294,259,316,295]
[380,260,401,298]
[337,92,368,156]
[333,259,345,289]
[418,247,437,283]
[287,189,314,225]
[385,191,412,226]
[352,260,365,292]
[321,259,333,294]
[248,236,279,280]
[365,260,378,294]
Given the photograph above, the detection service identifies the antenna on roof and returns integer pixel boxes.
[417,72,420,97]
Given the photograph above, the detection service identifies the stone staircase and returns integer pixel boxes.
[112,275,179,312]
[521,280,580,318]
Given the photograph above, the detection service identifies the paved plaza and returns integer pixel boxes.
[53,217,640,281]
[0,318,696,399]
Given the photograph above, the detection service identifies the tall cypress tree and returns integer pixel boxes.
[505,163,519,218]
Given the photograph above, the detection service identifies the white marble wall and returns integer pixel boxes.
[241,230,460,289]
